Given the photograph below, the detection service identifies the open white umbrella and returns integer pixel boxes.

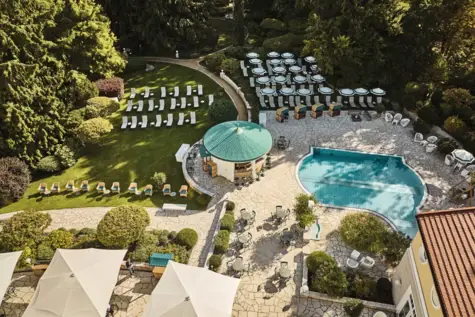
[280,87,294,95]
[289,65,302,73]
[251,67,266,75]
[304,56,316,63]
[267,51,280,58]
[339,88,355,96]
[256,76,270,84]
[297,88,312,96]
[246,52,258,59]
[371,88,386,96]
[452,149,475,164]
[318,87,334,94]
[293,75,307,83]
[283,58,296,65]
[249,58,262,65]
[144,261,240,317]
[274,75,287,83]
[269,59,282,65]
[310,65,319,71]
[311,74,325,83]
[282,52,294,59]
[0,251,22,302]
[354,88,369,95]
[273,66,286,74]
[261,88,275,95]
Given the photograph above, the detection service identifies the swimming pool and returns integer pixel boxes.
[297,148,426,237]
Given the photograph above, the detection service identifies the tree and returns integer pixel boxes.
[0,157,31,206]
[442,88,474,121]
[444,116,468,139]
[97,205,150,248]
[76,117,113,144]
[233,0,245,45]
[208,99,238,123]
[306,251,347,297]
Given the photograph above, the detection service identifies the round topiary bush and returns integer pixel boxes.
[85,96,120,119]
[0,157,31,206]
[37,155,62,173]
[220,214,235,232]
[97,205,150,248]
[339,213,387,253]
[47,229,74,250]
[226,201,235,211]
[306,251,347,297]
[37,243,55,261]
[76,117,113,144]
[444,116,468,139]
[208,99,238,123]
[208,254,222,272]
[168,231,177,240]
[175,228,198,250]
[151,172,167,188]
[77,228,97,237]
[213,230,230,255]
[159,236,169,246]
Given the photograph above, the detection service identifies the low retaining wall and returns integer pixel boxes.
[181,141,214,197]
[220,71,252,122]
[301,253,397,313]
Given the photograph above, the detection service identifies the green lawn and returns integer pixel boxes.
[0,63,227,214]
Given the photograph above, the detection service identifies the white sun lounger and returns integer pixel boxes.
[137,100,144,112]
[174,87,179,97]
[302,65,307,73]
[148,99,154,111]
[336,96,343,106]
[297,95,303,105]
[131,116,137,129]
[297,57,302,66]
[349,96,357,108]
[306,96,312,108]
[194,96,199,108]
[392,113,402,125]
[278,96,284,107]
[314,96,320,104]
[167,113,173,127]
[250,77,255,88]
[141,115,147,128]
[190,112,196,125]
[269,97,276,108]
[181,97,186,109]
[309,84,314,94]
[198,85,203,96]
[400,118,410,127]
[171,98,176,110]
[286,74,291,85]
[126,100,133,112]
[367,96,374,107]
[291,84,296,91]
[178,113,185,126]
[242,67,248,77]
[161,87,166,98]
[155,114,162,127]
[307,74,311,84]
[159,99,165,111]
[186,85,192,96]
[121,116,128,129]
[144,87,150,98]
[240,60,245,69]
[256,87,262,97]
[289,96,296,108]
[259,95,266,108]
[208,94,214,105]
[358,96,367,108]
[130,88,136,99]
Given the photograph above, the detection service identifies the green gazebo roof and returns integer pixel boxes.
[203,121,272,162]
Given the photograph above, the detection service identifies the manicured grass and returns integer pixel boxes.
[0,63,227,214]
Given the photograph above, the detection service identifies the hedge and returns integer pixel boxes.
[220,214,235,232]
[37,243,55,261]
[213,230,230,254]
[208,99,238,123]
[95,77,124,99]
[260,18,287,32]
[85,97,120,119]
[47,229,74,250]
[37,156,62,173]
[175,228,198,250]
[306,251,347,297]
[262,33,303,53]
[444,116,468,139]
[76,117,113,144]
[208,254,222,272]
[0,157,31,206]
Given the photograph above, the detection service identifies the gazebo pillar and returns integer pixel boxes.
[251,160,257,179]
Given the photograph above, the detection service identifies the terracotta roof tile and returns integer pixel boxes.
[416,207,475,317]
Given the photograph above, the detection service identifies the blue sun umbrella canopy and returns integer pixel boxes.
[274,75,287,83]
[318,87,333,94]
[252,67,266,75]
[246,52,259,59]
[249,58,262,65]
[283,58,296,65]
[270,59,282,65]
[311,75,325,83]
[203,121,273,162]
[297,88,311,96]
[293,75,307,83]
[304,56,316,63]
[355,88,369,95]
[289,65,302,73]
[280,87,294,95]
[339,88,355,96]
[256,76,270,84]
[371,88,386,96]
[281,52,294,59]
[261,88,275,95]
[267,51,280,58]
[273,66,286,74]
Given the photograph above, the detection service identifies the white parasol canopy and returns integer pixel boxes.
[370,88,386,96]
[281,52,294,59]
[144,261,240,317]
[297,88,311,96]
[249,58,262,65]
[280,87,294,95]
[310,65,319,71]
[339,88,355,96]
[267,51,280,58]
[269,59,282,65]
[246,52,258,59]
[289,66,302,73]
[451,149,475,164]
[272,66,286,74]
[274,75,287,83]
[293,75,307,83]
[261,88,275,95]
[256,76,270,84]
[304,56,316,63]
[311,74,325,83]
[283,58,296,65]
[251,67,266,75]
[318,87,334,94]
[354,88,369,95]
[22,248,126,317]
[0,251,22,302]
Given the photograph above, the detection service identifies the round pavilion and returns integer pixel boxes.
[202,121,273,181]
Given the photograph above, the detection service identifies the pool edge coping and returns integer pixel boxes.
[294,146,429,234]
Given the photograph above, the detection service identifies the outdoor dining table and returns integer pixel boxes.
[238,234,251,244]
[232,258,245,271]
[242,211,253,221]
[279,267,291,278]
[276,207,287,219]
[281,231,295,244]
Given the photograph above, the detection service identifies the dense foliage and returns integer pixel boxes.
[36,156,62,173]
[306,251,347,297]
[76,117,113,144]
[151,172,167,188]
[293,193,317,227]
[97,205,150,248]
[220,214,235,232]
[95,77,125,99]
[208,99,238,123]
[214,230,230,254]
[0,157,31,206]
[208,254,222,272]
[85,97,120,119]
[130,230,190,263]
[175,228,199,250]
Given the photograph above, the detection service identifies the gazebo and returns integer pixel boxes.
[202,121,273,181]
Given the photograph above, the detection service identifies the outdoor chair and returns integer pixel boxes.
[385,113,393,123]
[392,113,402,125]
[65,180,76,192]
[111,182,120,194]
[400,118,410,127]
[128,182,138,194]
[346,250,360,269]
[38,183,47,194]
[426,144,437,153]
[96,182,106,193]
[130,88,136,99]
[144,184,153,196]
[51,182,60,194]
[427,136,438,144]
[360,256,375,269]
[445,154,455,166]
[414,133,423,143]
[80,180,89,192]
[179,185,188,197]
[162,184,171,196]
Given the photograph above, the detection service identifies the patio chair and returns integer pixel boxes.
[38,183,47,194]
[384,112,393,123]
[249,77,255,88]
[179,185,188,197]
[426,144,437,153]
[128,182,137,194]
[349,96,357,108]
[126,100,133,112]
[427,136,438,144]
[121,116,128,129]
[346,250,361,269]
[180,97,186,109]
[80,180,90,192]
[414,133,423,143]
[162,184,171,196]
[400,118,410,127]
[190,112,196,125]
[360,256,375,269]
[65,180,76,192]
[137,100,144,112]
[144,184,153,196]
[159,99,165,111]
[148,99,154,111]
[111,182,120,194]
[392,113,402,125]
[161,87,166,98]
[96,182,106,193]
[454,162,464,172]
[155,114,162,128]
[51,182,60,194]
[445,154,455,166]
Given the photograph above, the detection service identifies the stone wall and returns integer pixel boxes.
[220,70,252,122]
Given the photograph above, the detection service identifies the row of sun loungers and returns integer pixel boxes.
[258,92,375,109]
[121,112,197,129]
[129,86,204,99]
[126,95,214,112]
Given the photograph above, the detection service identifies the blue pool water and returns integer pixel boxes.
[298,148,425,237]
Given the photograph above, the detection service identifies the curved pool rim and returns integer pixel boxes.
[295,147,429,229]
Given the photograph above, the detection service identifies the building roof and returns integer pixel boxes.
[203,121,272,162]
[416,207,475,317]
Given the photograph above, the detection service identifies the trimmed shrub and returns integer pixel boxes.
[131,244,156,262]
[413,119,431,134]
[343,299,364,317]
[156,244,190,264]
[151,172,167,188]
[306,251,347,297]
[220,214,235,232]
[37,243,55,261]
[373,278,394,304]
[287,19,307,34]
[444,116,468,139]
[159,236,169,246]
[417,103,442,125]
[262,33,303,53]
[85,97,120,119]
[0,210,52,250]
[213,230,230,254]
[77,228,97,236]
[197,193,211,206]
[220,58,240,76]
[175,228,198,250]
[65,108,86,130]
[95,77,124,99]
[54,144,77,168]
[437,138,458,155]
[260,18,287,32]
[209,254,222,272]
[97,205,150,248]
[346,272,376,300]
[47,229,74,250]
[339,213,386,253]
[204,52,226,73]
[226,201,235,211]
[72,234,102,249]
[37,156,62,173]
[208,99,238,123]
[168,231,177,240]
[76,117,113,144]
[0,157,31,206]
[293,193,317,228]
